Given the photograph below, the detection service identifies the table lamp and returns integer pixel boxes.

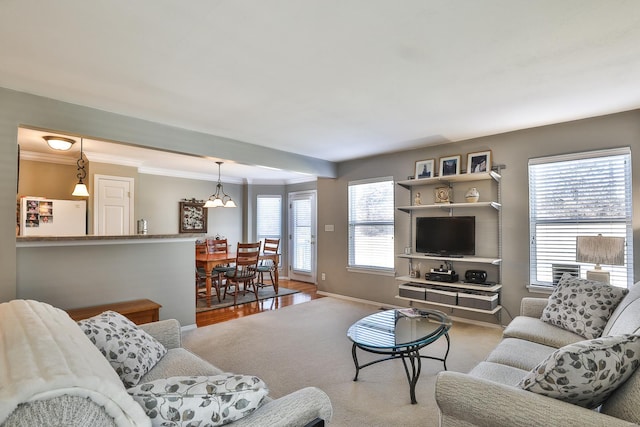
[576,234,625,284]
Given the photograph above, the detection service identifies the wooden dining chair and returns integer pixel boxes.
[256,238,280,293]
[223,241,261,305]
[195,241,224,303]
[207,238,235,273]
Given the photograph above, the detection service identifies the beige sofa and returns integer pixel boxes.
[0,300,332,427]
[435,281,640,427]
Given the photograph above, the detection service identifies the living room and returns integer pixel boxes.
[2,2,640,426]
[3,2,640,319]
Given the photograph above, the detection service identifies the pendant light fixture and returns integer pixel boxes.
[43,135,75,151]
[203,161,236,208]
[71,138,90,197]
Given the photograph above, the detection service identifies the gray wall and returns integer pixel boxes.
[2,86,639,328]
[319,110,640,325]
[137,173,242,241]
[0,87,333,317]
[16,239,195,325]
[247,180,318,276]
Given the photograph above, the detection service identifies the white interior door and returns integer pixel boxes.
[288,190,317,283]
[94,175,134,235]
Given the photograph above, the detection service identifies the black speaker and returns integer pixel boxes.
[465,270,487,284]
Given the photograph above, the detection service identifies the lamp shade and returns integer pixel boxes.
[204,198,224,208]
[43,136,75,151]
[576,235,625,267]
[72,182,90,197]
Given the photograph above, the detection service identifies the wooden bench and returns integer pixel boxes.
[66,298,161,325]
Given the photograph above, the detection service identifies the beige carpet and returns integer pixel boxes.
[183,297,503,427]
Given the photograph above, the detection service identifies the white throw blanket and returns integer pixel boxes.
[0,299,150,427]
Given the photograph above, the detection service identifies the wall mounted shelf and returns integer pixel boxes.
[396,201,501,213]
[397,171,501,189]
[395,167,504,321]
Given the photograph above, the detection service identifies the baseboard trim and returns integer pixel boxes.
[318,291,504,330]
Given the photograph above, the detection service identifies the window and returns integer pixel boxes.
[529,148,633,288]
[257,195,282,243]
[348,177,395,273]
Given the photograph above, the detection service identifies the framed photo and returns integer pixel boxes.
[179,201,207,233]
[414,159,435,179]
[434,186,453,203]
[439,155,461,177]
[467,150,492,174]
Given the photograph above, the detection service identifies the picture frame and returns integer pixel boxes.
[414,159,435,179]
[179,200,207,233]
[439,155,461,177]
[467,150,492,174]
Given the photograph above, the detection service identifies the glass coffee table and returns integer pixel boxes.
[347,308,452,404]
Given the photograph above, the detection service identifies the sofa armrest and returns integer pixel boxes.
[230,387,332,427]
[520,297,549,318]
[435,371,636,427]
[139,319,181,349]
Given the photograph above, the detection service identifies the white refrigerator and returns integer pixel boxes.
[20,197,87,236]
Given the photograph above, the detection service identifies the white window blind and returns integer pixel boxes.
[529,148,633,288]
[291,197,311,272]
[348,177,395,272]
[257,195,282,242]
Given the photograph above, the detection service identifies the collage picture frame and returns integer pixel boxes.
[179,200,208,233]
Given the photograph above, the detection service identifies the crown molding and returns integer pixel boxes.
[22,150,316,185]
[20,150,77,166]
[83,151,143,168]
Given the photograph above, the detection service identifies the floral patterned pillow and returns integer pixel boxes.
[127,374,269,427]
[78,310,167,388]
[541,273,629,339]
[518,334,640,408]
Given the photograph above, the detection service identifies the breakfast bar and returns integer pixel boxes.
[16,234,200,327]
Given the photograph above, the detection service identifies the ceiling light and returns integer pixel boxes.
[204,161,236,208]
[71,138,90,197]
[43,135,75,151]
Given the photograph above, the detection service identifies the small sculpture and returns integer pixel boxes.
[414,192,422,205]
[465,187,480,203]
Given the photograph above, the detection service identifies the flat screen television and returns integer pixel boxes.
[415,216,475,256]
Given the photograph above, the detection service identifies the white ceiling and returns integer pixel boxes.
[3,1,640,180]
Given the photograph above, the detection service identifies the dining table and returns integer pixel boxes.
[195,251,280,306]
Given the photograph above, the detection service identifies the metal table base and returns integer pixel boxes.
[351,332,450,404]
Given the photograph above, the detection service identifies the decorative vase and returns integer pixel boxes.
[465,187,479,203]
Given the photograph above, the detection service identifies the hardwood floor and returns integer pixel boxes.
[195,279,324,327]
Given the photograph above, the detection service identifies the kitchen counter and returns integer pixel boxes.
[16,233,204,247]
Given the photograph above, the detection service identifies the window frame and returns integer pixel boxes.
[256,194,282,244]
[528,147,633,289]
[347,176,395,275]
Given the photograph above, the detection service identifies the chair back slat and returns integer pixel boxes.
[206,238,229,255]
[235,242,261,271]
[262,238,280,255]
[196,242,208,254]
